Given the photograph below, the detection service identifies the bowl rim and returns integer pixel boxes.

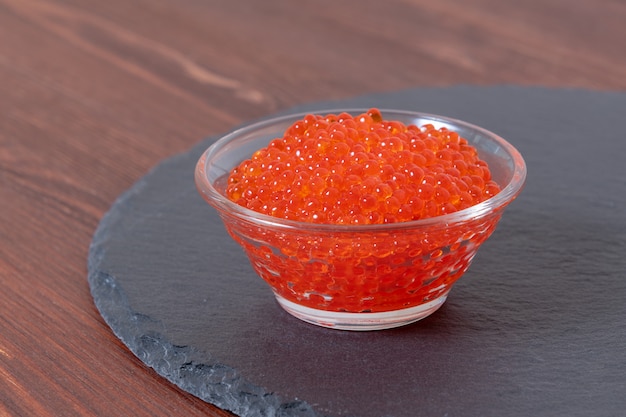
[195,108,527,231]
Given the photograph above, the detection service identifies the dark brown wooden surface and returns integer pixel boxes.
[1,0,624,416]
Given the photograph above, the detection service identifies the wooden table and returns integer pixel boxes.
[1,1,624,415]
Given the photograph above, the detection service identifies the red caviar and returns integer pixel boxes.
[221,109,503,313]
[226,109,500,224]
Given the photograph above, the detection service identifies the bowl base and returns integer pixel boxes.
[274,292,449,331]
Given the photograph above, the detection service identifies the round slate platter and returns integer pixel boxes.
[88,86,626,417]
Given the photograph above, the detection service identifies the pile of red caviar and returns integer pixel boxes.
[226,109,500,224]
[221,109,504,313]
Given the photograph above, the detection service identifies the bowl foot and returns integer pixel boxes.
[274,292,449,331]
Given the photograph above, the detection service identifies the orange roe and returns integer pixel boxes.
[226,109,500,224]
[221,109,504,313]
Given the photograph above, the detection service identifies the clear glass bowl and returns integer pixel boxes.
[195,109,526,330]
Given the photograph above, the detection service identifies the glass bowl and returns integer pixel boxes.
[195,109,526,331]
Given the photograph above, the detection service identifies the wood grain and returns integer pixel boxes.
[0,0,624,415]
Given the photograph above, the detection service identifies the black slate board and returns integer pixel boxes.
[88,86,626,417]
